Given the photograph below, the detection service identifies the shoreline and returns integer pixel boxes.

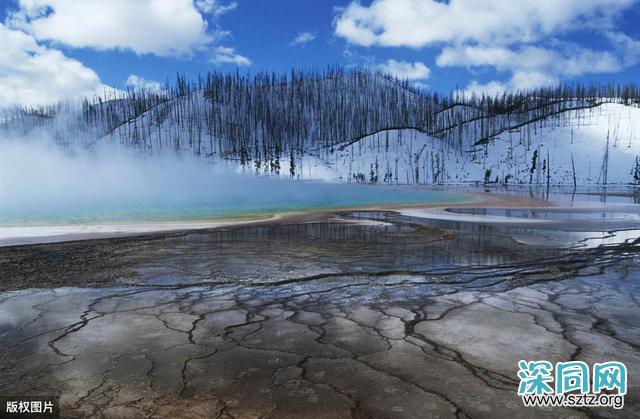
[4,188,636,247]
[0,215,283,247]
[0,191,549,247]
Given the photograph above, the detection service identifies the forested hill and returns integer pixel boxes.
[2,68,640,185]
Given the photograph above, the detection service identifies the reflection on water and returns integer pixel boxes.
[449,207,640,222]
[6,204,636,292]
[430,184,640,205]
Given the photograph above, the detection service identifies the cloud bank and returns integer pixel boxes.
[8,0,223,56]
[0,137,419,224]
[0,0,248,108]
[0,23,112,107]
[335,0,640,93]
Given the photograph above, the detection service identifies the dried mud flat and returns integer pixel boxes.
[0,205,639,418]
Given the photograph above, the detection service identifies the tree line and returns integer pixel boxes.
[1,67,639,169]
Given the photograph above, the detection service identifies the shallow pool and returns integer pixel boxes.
[0,180,471,226]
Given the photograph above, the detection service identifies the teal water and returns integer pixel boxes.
[0,181,471,226]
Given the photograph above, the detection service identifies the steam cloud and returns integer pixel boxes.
[0,137,436,224]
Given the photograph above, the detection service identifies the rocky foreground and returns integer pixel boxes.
[0,204,638,418]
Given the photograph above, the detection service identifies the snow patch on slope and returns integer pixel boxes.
[291,103,640,185]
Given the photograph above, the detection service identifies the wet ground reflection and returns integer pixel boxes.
[0,193,639,418]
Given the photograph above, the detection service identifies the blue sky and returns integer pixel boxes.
[1,0,639,107]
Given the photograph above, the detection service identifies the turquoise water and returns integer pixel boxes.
[0,181,471,226]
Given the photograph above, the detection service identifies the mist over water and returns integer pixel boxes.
[0,138,466,226]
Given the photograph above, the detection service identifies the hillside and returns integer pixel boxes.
[1,68,639,185]
[294,103,640,185]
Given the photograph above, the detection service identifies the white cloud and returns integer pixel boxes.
[460,80,509,98]
[436,46,513,70]
[195,0,237,16]
[606,31,640,67]
[508,71,559,91]
[437,45,621,78]
[335,0,637,48]
[412,81,429,90]
[290,31,315,46]
[0,23,109,108]
[7,0,230,57]
[440,44,623,93]
[211,46,251,66]
[126,75,162,92]
[376,59,430,80]
[459,71,560,97]
[335,0,639,92]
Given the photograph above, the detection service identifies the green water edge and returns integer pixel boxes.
[0,184,480,228]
